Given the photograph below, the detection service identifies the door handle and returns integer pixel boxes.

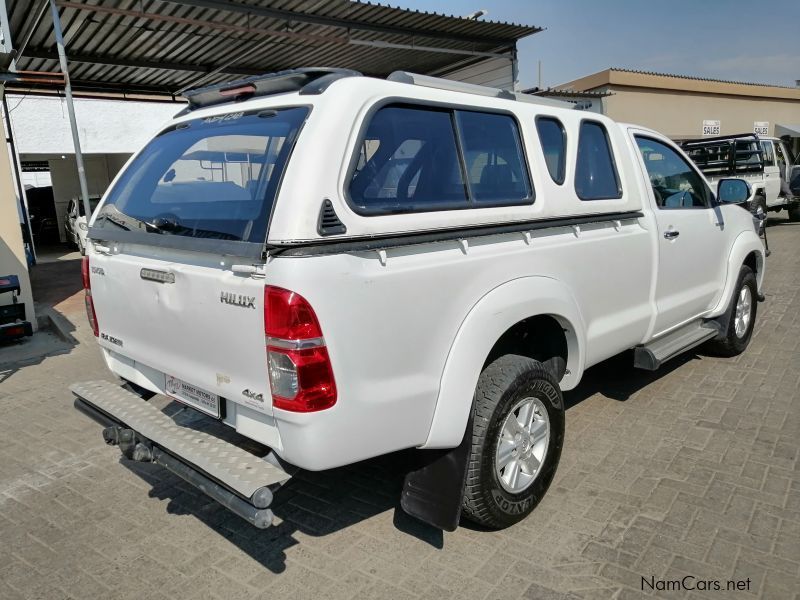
[664,230,680,239]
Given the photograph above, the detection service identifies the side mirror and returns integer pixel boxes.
[717,178,751,204]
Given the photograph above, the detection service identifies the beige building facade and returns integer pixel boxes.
[558,68,800,147]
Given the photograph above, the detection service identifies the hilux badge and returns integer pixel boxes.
[220,291,256,309]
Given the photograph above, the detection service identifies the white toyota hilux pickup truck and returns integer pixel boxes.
[72,68,765,532]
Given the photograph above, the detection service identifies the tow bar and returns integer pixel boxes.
[72,381,290,528]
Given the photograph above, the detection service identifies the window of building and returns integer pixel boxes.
[636,136,710,209]
[535,117,567,184]
[575,121,622,200]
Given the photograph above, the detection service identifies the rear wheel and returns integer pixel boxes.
[788,202,800,222]
[462,355,564,529]
[706,265,757,357]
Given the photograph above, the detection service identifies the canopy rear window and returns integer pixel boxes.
[94,107,308,244]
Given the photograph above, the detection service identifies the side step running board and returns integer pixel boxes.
[71,380,291,528]
[634,321,720,371]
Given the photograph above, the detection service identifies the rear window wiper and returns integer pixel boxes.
[169,225,239,240]
[147,216,239,240]
[94,213,130,231]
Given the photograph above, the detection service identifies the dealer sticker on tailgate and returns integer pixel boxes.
[165,375,220,418]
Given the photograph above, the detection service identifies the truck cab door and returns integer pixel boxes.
[633,134,729,335]
[775,141,794,195]
[759,140,781,205]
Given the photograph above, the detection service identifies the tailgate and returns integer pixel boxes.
[89,246,271,415]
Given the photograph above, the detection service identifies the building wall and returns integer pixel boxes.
[599,86,800,141]
[8,95,180,155]
[442,56,515,90]
[0,101,34,327]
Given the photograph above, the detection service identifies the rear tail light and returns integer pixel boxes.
[264,286,336,412]
[81,256,99,337]
[1,325,26,338]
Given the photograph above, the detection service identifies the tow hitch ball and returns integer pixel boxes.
[102,426,153,462]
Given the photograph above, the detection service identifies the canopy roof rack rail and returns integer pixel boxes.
[182,68,362,111]
[681,133,765,174]
[681,132,761,147]
[386,71,573,109]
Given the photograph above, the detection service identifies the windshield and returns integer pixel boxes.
[94,107,308,243]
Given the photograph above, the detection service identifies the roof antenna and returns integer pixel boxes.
[463,9,488,20]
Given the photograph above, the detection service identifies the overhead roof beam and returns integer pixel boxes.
[3,85,183,102]
[12,0,48,62]
[57,78,184,97]
[162,0,522,46]
[23,48,264,76]
[54,1,351,46]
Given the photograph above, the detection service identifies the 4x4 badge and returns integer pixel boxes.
[242,389,264,402]
[220,291,256,309]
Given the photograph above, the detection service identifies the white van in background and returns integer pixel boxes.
[683,134,799,220]
[64,197,101,254]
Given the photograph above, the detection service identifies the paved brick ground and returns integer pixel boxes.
[1,218,798,600]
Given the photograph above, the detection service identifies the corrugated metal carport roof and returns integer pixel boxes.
[6,0,540,98]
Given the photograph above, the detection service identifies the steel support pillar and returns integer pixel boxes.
[48,0,92,222]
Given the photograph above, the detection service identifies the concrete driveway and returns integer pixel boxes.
[1,217,798,600]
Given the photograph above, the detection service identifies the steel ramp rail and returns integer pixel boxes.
[71,380,290,528]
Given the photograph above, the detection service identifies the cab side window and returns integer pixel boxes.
[636,137,710,209]
[774,142,787,167]
[575,121,622,200]
[760,141,775,166]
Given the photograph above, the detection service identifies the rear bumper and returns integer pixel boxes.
[71,380,291,528]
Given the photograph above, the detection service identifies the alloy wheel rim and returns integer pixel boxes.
[734,286,752,338]
[495,397,550,493]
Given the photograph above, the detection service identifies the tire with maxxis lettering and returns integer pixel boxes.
[462,355,564,529]
[706,265,757,357]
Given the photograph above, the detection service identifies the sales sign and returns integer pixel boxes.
[754,121,769,136]
[702,120,721,136]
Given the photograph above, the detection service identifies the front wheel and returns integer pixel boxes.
[706,265,757,357]
[462,355,565,529]
[749,195,767,218]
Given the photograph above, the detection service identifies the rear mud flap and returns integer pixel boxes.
[400,413,473,532]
